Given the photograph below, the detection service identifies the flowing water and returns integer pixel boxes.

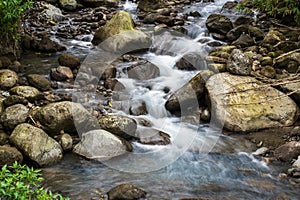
[21,0,300,199]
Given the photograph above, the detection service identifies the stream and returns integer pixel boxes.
[21,0,300,199]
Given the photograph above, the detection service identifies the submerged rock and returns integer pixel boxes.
[0,104,29,130]
[0,146,23,167]
[98,114,137,139]
[206,73,298,132]
[73,129,132,160]
[107,184,147,200]
[10,123,63,166]
[0,69,18,90]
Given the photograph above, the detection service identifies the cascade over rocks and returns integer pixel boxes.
[206,73,298,132]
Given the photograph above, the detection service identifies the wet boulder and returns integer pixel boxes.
[129,100,148,116]
[274,141,300,162]
[226,49,252,76]
[27,74,51,91]
[107,184,147,200]
[98,114,137,140]
[0,146,23,167]
[59,0,77,11]
[165,70,214,115]
[50,66,74,81]
[206,73,298,132]
[0,104,29,130]
[58,53,81,69]
[138,0,165,12]
[136,127,171,145]
[0,69,18,90]
[92,11,151,52]
[73,129,132,160]
[32,101,93,135]
[127,61,160,80]
[10,86,43,102]
[232,33,255,48]
[10,123,63,166]
[176,53,206,71]
[205,14,233,36]
[226,25,249,41]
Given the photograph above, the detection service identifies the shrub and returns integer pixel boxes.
[0,162,69,200]
[238,0,300,25]
[0,0,33,39]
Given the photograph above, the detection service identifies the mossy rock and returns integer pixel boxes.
[137,0,166,12]
[92,11,135,45]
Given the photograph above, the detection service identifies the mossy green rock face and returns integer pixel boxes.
[10,123,63,166]
[206,73,298,132]
[0,69,18,90]
[32,101,95,135]
[10,86,43,102]
[137,0,166,12]
[92,11,134,45]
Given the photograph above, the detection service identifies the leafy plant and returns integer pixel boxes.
[0,0,33,39]
[0,162,69,200]
[238,0,300,25]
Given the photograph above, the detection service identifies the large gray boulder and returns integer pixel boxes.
[0,104,29,130]
[10,123,63,166]
[206,73,298,132]
[0,69,18,90]
[73,129,132,160]
[32,101,94,135]
[98,114,137,140]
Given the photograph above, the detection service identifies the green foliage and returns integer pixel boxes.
[238,0,300,25]
[0,162,69,200]
[0,0,33,39]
